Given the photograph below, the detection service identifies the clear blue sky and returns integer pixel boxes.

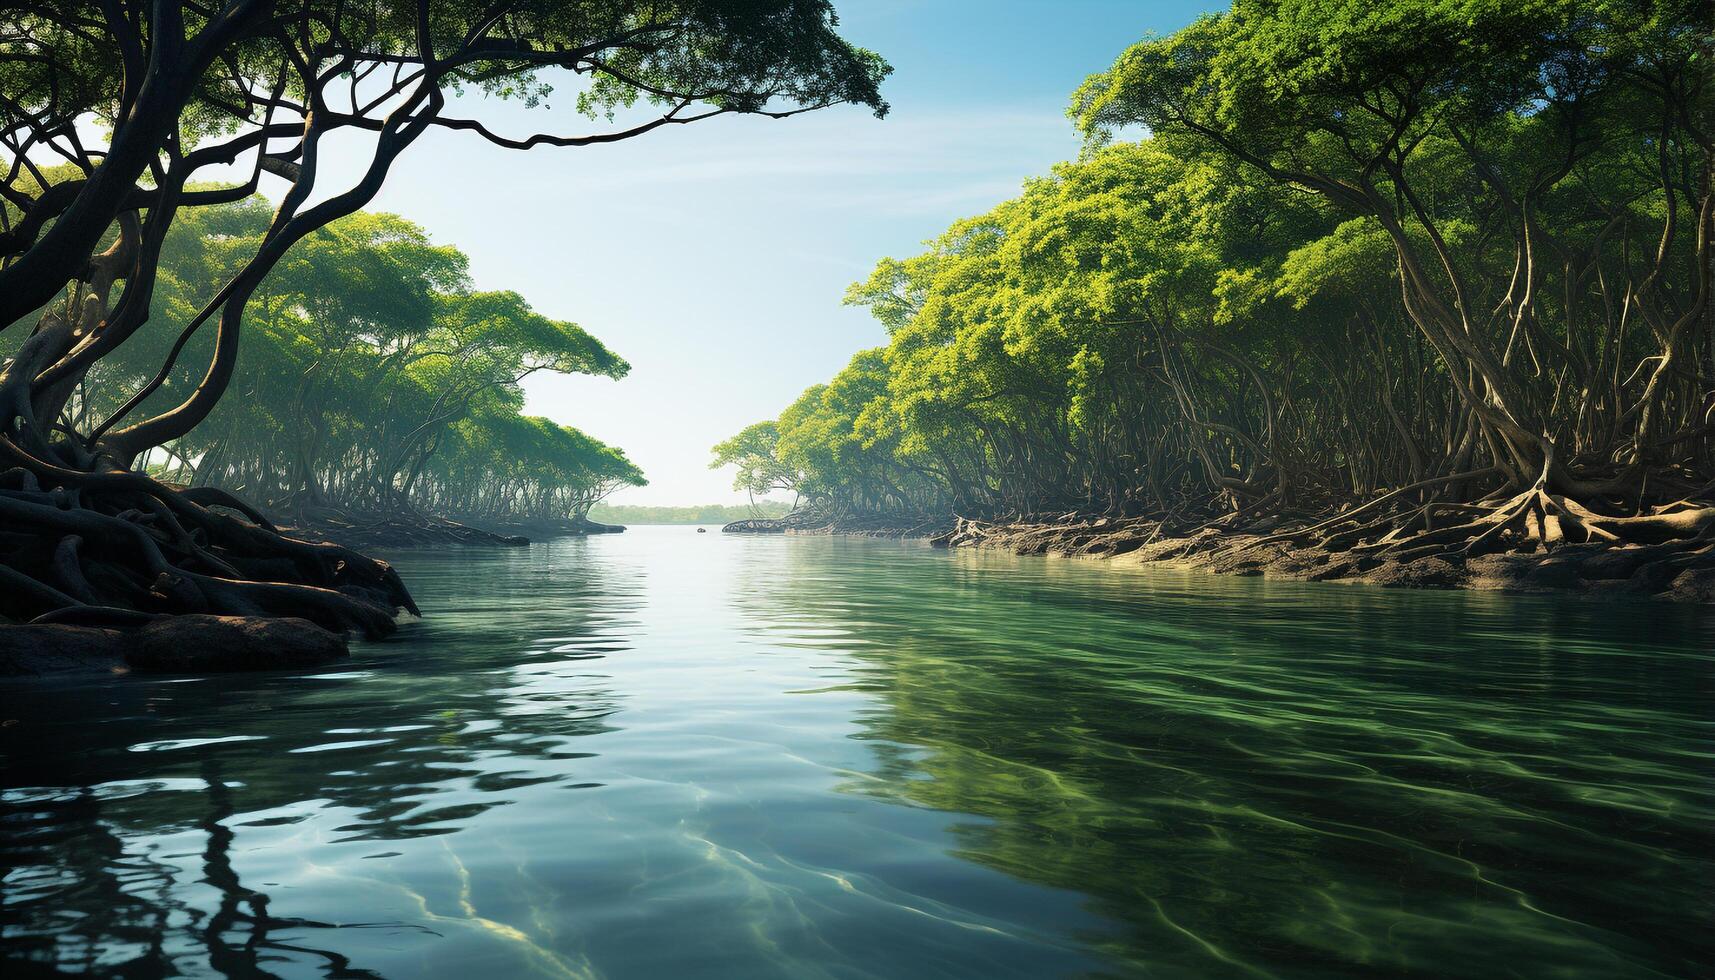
[334,1,1215,505]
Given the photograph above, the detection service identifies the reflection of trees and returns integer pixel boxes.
[2,771,395,977]
[1,545,638,976]
[198,764,392,979]
[736,538,1715,978]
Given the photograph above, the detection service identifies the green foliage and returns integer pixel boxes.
[1070,0,1712,472]
[122,199,643,521]
[719,0,1712,517]
[0,2,890,142]
[710,421,796,496]
[0,0,890,482]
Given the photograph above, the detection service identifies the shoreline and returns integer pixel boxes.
[11,505,1707,678]
[943,518,1715,604]
[722,513,952,539]
[728,513,1715,604]
[277,511,626,552]
[0,513,626,679]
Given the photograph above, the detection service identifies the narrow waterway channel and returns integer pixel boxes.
[3,527,1710,978]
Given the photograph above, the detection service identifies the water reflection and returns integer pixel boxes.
[3,531,1711,978]
[2,542,638,976]
[735,538,1715,978]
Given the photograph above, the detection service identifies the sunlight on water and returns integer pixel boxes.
[2,527,1711,977]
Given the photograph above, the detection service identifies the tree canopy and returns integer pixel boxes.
[110,200,646,525]
[0,1,884,629]
[719,0,1712,563]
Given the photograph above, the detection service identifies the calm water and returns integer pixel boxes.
[2,528,1712,978]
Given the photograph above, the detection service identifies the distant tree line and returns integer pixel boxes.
[718,0,1713,557]
[590,501,792,525]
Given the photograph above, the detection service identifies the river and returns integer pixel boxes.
[2,526,1711,978]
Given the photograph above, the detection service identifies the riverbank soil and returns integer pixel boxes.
[932,512,1715,603]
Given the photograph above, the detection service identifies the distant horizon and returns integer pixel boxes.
[591,498,794,509]
[588,499,796,525]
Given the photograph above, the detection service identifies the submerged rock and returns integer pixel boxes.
[128,615,350,673]
[0,625,132,676]
[0,615,351,677]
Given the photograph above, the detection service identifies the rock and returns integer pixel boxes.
[1267,547,1327,577]
[127,615,349,673]
[697,527,708,533]
[1548,543,1627,579]
[1365,557,1464,589]
[0,625,134,676]
[1465,553,1529,588]
[1521,559,1583,591]
[1625,557,1689,594]
[1204,550,1267,575]
[1662,566,1715,604]
[1306,554,1368,581]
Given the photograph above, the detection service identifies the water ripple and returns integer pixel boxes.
[2,528,1710,978]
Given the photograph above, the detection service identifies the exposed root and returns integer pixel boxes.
[929,481,1715,602]
[177,485,279,532]
[0,446,416,637]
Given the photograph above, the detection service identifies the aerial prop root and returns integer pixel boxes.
[0,436,417,636]
[1219,465,1715,571]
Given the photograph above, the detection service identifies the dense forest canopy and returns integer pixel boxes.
[0,0,887,632]
[718,0,1712,559]
[4,188,646,531]
[91,200,646,526]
